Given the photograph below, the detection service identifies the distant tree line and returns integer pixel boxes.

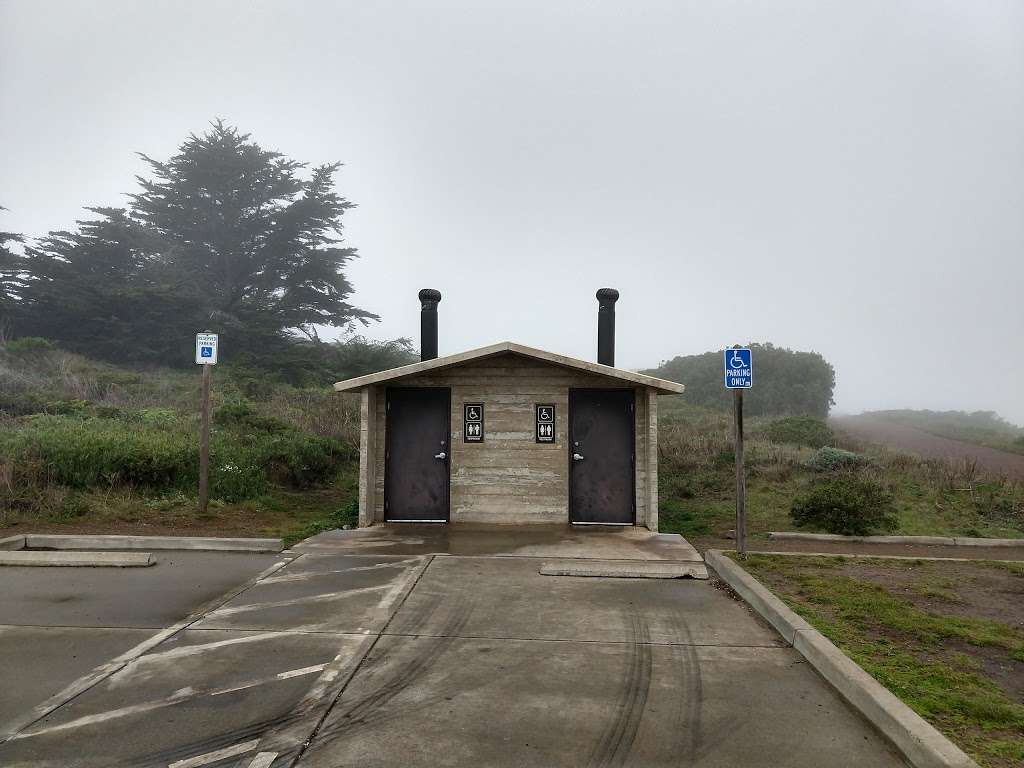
[0,122,416,383]
[645,343,836,418]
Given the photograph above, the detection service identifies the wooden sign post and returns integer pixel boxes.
[733,388,746,555]
[195,332,219,514]
[198,364,212,514]
[724,346,752,555]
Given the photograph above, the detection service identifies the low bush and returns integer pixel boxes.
[807,446,866,472]
[215,399,289,434]
[0,413,346,505]
[4,337,55,355]
[764,416,833,448]
[790,477,898,535]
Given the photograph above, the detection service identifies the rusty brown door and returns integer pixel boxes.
[384,387,450,522]
[569,388,635,525]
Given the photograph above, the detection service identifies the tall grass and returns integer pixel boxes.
[0,344,359,527]
[656,398,1024,539]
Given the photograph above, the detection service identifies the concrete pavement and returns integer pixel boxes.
[0,527,909,767]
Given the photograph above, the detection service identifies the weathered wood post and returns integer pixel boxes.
[198,363,212,514]
[195,332,219,514]
[734,387,746,555]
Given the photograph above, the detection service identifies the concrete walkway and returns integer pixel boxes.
[0,527,907,767]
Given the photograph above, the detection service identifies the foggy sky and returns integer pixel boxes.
[2,1,1022,422]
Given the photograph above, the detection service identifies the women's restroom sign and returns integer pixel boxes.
[464,403,484,443]
[535,404,555,443]
[723,348,752,388]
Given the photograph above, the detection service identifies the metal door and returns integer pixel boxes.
[569,389,635,525]
[384,387,450,522]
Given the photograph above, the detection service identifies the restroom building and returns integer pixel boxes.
[333,289,684,530]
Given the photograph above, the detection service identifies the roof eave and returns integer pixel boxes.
[333,341,685,395]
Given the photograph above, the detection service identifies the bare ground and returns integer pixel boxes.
[831,414,1024,480]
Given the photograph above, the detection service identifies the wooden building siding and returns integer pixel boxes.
[360,352,660,528]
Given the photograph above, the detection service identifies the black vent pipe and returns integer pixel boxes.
[596,288,619,366]
[418,289,442,361]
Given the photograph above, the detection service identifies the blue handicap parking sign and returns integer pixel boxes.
[724,348,752,389]
[200,347,213,358]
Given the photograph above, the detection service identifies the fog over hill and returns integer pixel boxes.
[1,1,1021,420]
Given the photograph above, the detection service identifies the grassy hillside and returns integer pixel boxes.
[3,341,1021,546]
[657,397,1024,543]
[858,409,1024,456]
[0,339,362,544]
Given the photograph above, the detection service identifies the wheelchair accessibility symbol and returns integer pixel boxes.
[723,348,752,389]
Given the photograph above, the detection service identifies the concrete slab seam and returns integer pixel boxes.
[706,550,980,768]
[249,554,437,767]
[0,554,299,743]
[0,534,26,550]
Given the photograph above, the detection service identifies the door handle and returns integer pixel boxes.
[434,452,447,460]
[573,453,585,461]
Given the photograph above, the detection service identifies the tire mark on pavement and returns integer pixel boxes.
[672,615,704,762]
[587,612,652,768]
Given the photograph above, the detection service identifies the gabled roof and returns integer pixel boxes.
[333,341,685,394]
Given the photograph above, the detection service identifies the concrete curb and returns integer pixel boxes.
[951,536,1024,547]
[0,551,154,567]
[539,561,709,579]
[769,532,1024,548]
[704,550,814,644]
[741,550,1023,564]
[24,534,283,553]
[706,550,980,768]
[0,535,25,550]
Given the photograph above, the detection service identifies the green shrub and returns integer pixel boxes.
[137,408,178,427]
[765,416,833,448]
[0,416,196,488]
[210,458,266,501]
[44,399,92,416]
[216,399,289,433]
[807,446,867,472]
[0,391,46,416]
[5,337,55,355]
[252,432,344,488]
[790,477,898,535]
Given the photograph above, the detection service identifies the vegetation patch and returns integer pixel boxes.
[733,554,1024,767]
[656,398,1024,544]
[790,476,898,536]
[764,416,833,448]
[0,344,363,543]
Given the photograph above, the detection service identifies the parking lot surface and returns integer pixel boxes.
[0,528,908,767]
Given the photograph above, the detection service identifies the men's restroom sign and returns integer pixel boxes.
[464,403,484,443]
[535,404,556,443]
[723,348,752,389]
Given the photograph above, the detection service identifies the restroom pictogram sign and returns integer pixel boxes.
[464,403,484,443]
[535,404,555,443]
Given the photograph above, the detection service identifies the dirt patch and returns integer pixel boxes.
[740,553,1024,765]
[835,560,1024,629]
[831,415,1024,480]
